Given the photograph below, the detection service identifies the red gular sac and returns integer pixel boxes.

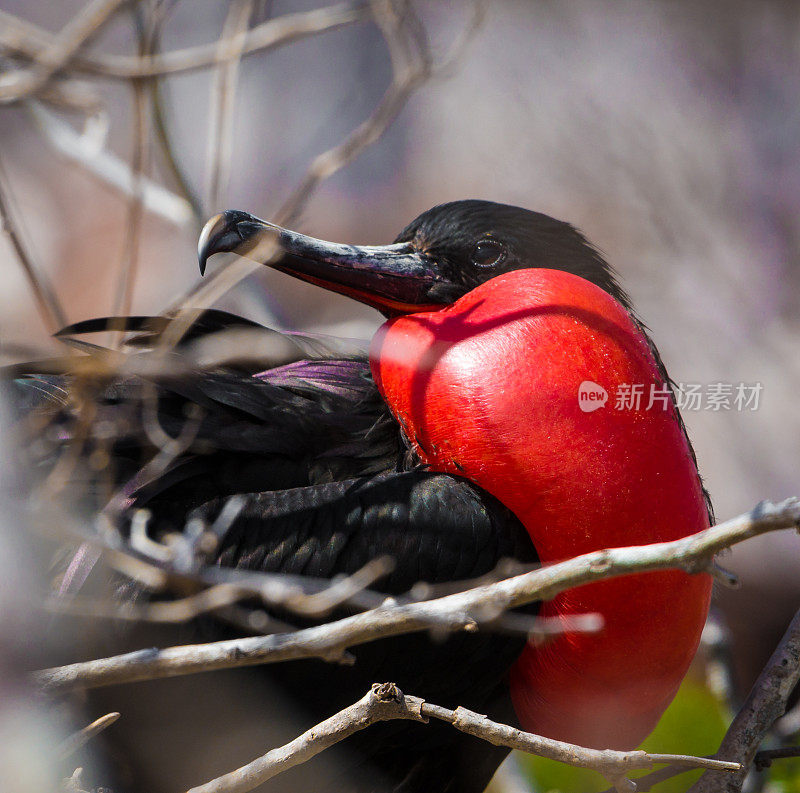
[370,268,711,750]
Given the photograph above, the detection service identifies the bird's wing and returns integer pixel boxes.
[184,470,537,793]
[7,316,539,793]
[206,470,534,596]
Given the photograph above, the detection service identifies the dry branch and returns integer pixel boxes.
[34,498,800,693]
[754,746,800,770]
[690,606,800,793]
[186,683,425,793]
[0,156,67,332]
[111,13,152,321]
[0,2,367,85]
[25,101,194,226]
[185,683,740,793]
[203,0,253,214]
[0,0,130,103]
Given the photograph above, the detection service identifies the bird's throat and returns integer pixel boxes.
[370,268,711,750]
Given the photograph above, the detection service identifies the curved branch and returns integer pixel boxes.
[34,498,800,693]
[0,0,129,103]
[186,683,740,793]
[0,2,366,88]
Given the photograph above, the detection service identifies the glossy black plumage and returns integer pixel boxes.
[10,200,711,792]
[10,307,537,793]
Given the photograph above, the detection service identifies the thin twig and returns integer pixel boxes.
[133,0,204,228]
[111,7,153,321]
[25,100,194,227]
[33,498,800,693]
[45,584,265,624]
[204,0,253,214]
[186,683,425,793]
[279,0,430,221]
[0,156,67,332]
[185,683,740,793]
[0,2,367,82]
[753,746,800,770]
[44,556,396,626]
[598,759,718,793]
[426,704,739,793]
[0,0,131,103]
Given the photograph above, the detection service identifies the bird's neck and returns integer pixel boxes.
[370,268,711,749]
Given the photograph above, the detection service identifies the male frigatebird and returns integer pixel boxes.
[15,200,712,793]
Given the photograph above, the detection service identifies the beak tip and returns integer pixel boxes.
[197,212,228,276]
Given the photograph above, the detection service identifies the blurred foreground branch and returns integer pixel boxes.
[26,101,194,226]
[0,156,67,332]
[0,2,367,90]
[35,497,800,692]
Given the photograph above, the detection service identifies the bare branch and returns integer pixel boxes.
[25,100,194,227]
[45,584,251,625]
[0,2,367,82]
[429,0,486,78]
[204,0,253,214]
[425,703,739,793]
[33,498,800,693]
[0,0,130,103]
[753,746,800,770]
[689,606,800,793]
[598,758,720,793]
[0,156,67,332]
[43,556,397,626]
[279,1,429,220]
[111,8,153,321]
[185,684,740,793]
[186,683,425,793]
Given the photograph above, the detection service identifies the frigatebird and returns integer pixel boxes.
[13,200,712,793]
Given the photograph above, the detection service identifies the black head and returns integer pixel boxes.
[198,200,630,316]
[392,200,630,309]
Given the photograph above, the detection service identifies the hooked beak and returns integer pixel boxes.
[198,210,450,316]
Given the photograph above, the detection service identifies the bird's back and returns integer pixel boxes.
[7,311,538,793]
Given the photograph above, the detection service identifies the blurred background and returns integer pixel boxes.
[0,1,798,791]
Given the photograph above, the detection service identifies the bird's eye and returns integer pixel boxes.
[471,238,506,268]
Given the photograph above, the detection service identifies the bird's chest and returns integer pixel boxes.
[369,270,702,559]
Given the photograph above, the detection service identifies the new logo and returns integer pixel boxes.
[578,380,608,412]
